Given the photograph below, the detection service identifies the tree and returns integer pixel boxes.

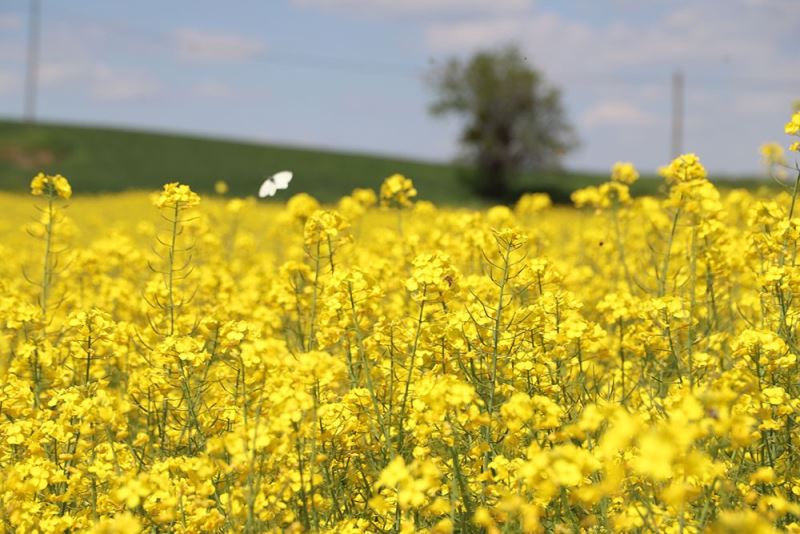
[428,45,576,199]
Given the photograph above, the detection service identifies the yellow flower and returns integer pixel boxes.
[492,226,528,248]
[515,192,552,215]
[663,153,707,184]
[750,466,775,484]
[632,429,675,481]
[571,181,631,209]
[377,456,409,488]
[214,180,229,194]
[762,386,786,406]
[760,142,786,167]
[88,513,142,534]
[474,507,496,530]
[8,119,800,532]
[785,111,800,135]
[405,252,459,303]
[352,187,377,208]
[287,192,320,223]
[30,172,45,195]
[154,182,200,208]
[380,173,417,208]
[611,161,639,185]
[500,393,533,432]
[431,518,454,534]
[303,209,350,248]
[714,509,781,534]
[30,172,72,199]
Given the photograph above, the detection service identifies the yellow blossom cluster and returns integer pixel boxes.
[380,173,417,208]
[787,111,800,152]
[3,125,800,533]
[30,172,72,199]
[762,142,787,167]
[215,180,229,195]
[761,142,789,180]
[610,162,639,185]
[153,182,201,209]
[661,152,708,184]
[571,162,637,209]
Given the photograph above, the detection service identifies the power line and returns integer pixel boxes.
[251,51,420,78]
[31,5,800,95]
[47,4,421,79]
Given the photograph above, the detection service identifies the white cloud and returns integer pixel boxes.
[423,0,799,173]
[0,70,17,95]
[425,1,798,85]
[191,81,234,98]
[426,18,525,51]
[0,13,22,30]
[39,61,160,101]
[581,101,657,128]
[90,66,160,101]
[293,0,534,16]
[26,17,163,103]
[39,62,82,85]
[173,29,265,62]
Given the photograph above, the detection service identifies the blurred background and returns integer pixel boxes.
[0,0,797,203]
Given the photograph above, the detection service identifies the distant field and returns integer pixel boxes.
[0,119,773,204]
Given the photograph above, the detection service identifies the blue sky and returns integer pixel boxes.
[0,0,797,175]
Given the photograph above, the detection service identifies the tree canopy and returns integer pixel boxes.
[428,46,577,199]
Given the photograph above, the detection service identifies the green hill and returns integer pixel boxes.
[0,120,770,204]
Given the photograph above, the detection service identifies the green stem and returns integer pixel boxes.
[41,193,54,319]
[659,207,681,297]
[308,241,322,351]
[167,202,180,336]
[485,241,513,471]
[780,168,800,266]
[612,204,633,292]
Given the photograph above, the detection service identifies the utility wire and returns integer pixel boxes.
[40,4,800,90]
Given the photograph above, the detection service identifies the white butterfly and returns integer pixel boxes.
[258,170,293,198]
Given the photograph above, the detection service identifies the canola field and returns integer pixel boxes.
[2,126,800,533]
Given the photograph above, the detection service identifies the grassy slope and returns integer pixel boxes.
[0,119,771,205]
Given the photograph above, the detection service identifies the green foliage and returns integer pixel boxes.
[428,45,577,199]
[0,120,475,204]
[0,120,768,205]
